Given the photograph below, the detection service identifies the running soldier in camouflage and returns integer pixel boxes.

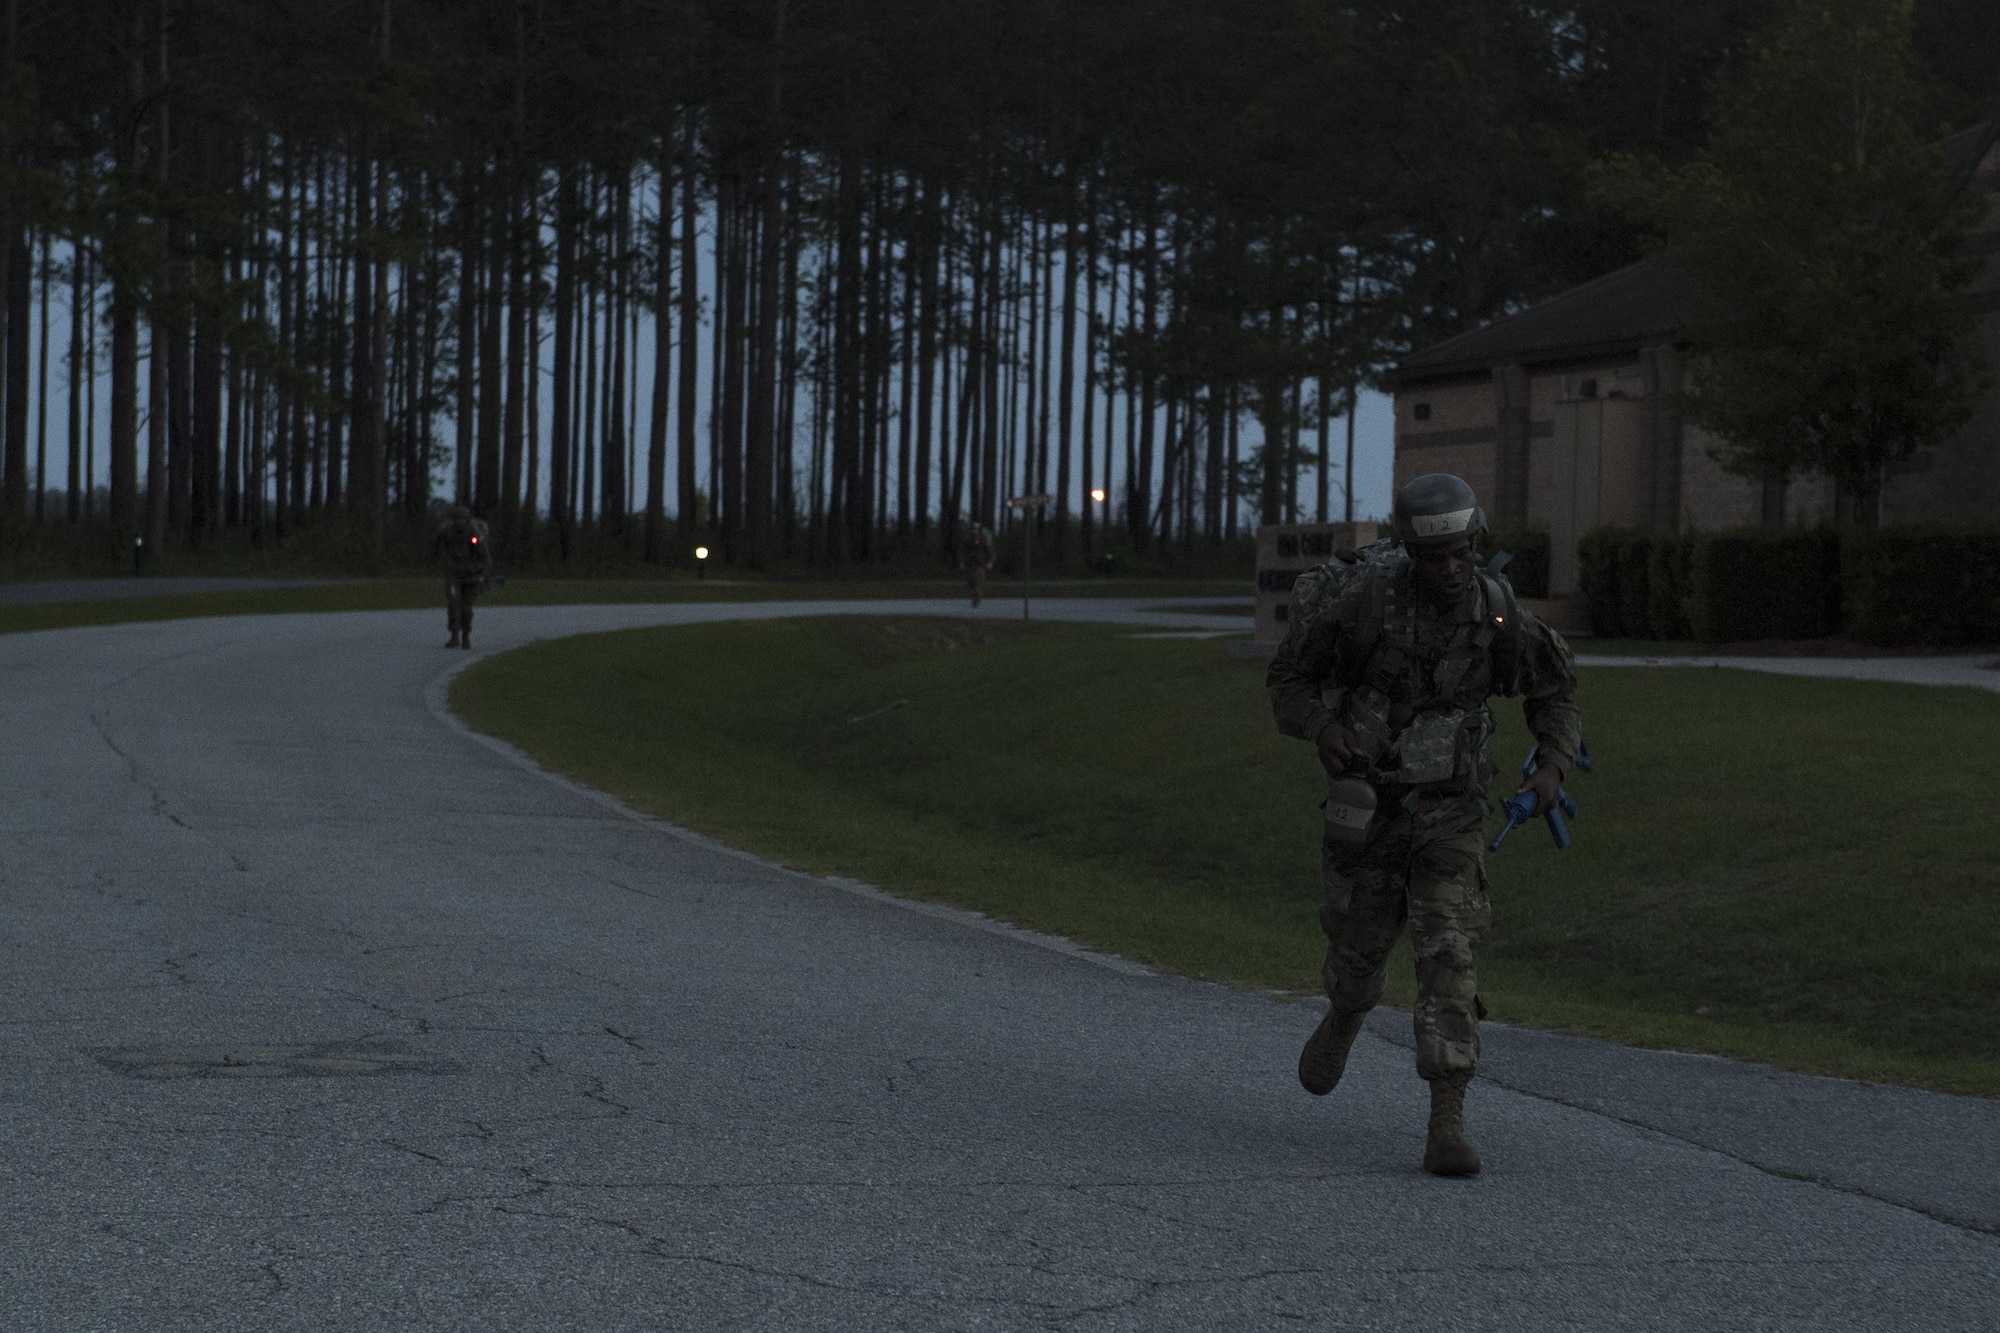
[1266,473,1581,1177]
[961,522,995,608]
[436,505,493,649]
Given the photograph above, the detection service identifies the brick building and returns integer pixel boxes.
[1389,122,2000,598]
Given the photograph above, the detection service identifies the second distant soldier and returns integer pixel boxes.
[437,504,493,649]
[961,522,995,608]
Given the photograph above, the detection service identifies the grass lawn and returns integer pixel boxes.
[0,576,1245,638]
[451,616,2000,1096]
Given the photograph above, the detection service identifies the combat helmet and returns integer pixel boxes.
[450,503,474,525]
[1391,473,1485,547]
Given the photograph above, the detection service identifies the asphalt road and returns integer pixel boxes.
[3,600,1996,1332]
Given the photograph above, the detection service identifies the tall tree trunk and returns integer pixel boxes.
[935,219,956,549]
[110,83,140,541]
[349,144,377,535]
[1315,375,1329,524]
[746,158,781,568]
[223,338,242,527]
[363,2,391,554]
[67,226,82,521]
[82,248,96,517]
[1131,209,1158,553]
[508,223,524,520]
[580,263,596,528]
[0,0,19,519]
[34,230,49,519]
[778,190,800,553]
[832,149,862,561]
[717,171,746,557]
[3,233,27,517]
[1037,213,1055,527]
[550,167,574,554]
[287,156,308,527]
[192,279,223,546]
[1079,201,1097,555]
[913,180,938,540]
[501,0,526,532]
[675,116,700,543]
[502,183,528,527]
[1056,203,1078,548]
[895,189,915,540]
[145,313,168,554]
[601,170,629,535]
[476,194,503,515]
[979,217,1000,531]
[455,183,477,506]
[326,157,350,513]
[744,4,785,564]
[643,158,670,562]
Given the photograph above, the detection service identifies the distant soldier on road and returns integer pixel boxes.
[436,504,493,650]
[960,521,995,608]
[1266,473,1581,1177]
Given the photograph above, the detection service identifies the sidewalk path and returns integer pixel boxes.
[1576,651,2000,692]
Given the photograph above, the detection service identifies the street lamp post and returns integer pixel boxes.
[1004,493,1054,620]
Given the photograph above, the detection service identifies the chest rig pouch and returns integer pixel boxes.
[1323,555,1518,793]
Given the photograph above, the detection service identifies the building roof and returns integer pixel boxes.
[1395,261,1698,385]
[1943,120,2000,188]
[1395,121,1998,389]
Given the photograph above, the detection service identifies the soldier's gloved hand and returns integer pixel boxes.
[1314,722,1362,774]
[1518,762,1563,815]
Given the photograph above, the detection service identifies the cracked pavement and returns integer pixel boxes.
[2,599,1996,1331]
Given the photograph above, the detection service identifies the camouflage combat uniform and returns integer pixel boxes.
[962,525,995,607]
[1267,549,1581,1080]
[437,514,493,641]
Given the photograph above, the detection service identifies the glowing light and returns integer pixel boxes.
[469,535,478,545]
[1090,488,1107,503]
[695,546,710,560]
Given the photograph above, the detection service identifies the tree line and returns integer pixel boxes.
[0,0,1990,569]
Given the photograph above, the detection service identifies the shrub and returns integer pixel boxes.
[1579,528,1646,637]
[1842,528,2000,646]
[1616,534,1655,639]
[1685,528,1840,643]
[1645,533,1695,639]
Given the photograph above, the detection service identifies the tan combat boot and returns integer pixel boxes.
[1298,1009,1369,1096]
[1422,1072,1482,1177]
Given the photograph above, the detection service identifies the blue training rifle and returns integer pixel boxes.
[1488,742,1588,852]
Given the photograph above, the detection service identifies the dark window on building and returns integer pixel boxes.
[1578,378,1598,399]
[1413,403,1432,421]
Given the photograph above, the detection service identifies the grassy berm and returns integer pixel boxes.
[452,616,2000,1096]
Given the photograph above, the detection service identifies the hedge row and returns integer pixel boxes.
[1578,526,2000,646]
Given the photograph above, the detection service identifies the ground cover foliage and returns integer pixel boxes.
[1580,525,2000,646]
[454,616,2000,1095]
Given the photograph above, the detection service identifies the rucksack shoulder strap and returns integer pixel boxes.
[1478,571,1525,690]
